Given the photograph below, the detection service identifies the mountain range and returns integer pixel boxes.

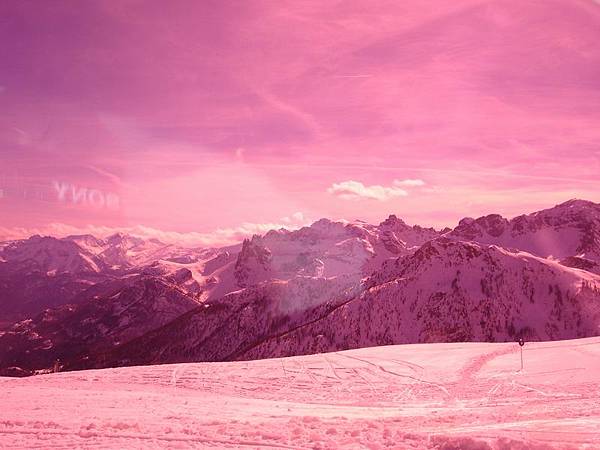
[1,199,599,376]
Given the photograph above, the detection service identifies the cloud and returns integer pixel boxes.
[327,180,408,201]
[281,211,305,223]
[394,179,426,187]
[0,217,311,248]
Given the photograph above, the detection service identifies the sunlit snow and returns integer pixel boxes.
[1,337,599,448]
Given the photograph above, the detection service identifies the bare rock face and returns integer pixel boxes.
[453,214,510,240]
[234,237,273,288]
[202,251,232,275]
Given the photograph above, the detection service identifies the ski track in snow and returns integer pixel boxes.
[2,337,600,449]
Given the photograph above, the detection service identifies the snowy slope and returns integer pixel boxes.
[1,337,599,449]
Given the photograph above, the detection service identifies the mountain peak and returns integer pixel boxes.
[556,199,598,209]
[106,232,127,242]
[310,218,336,229]
[379,214,407,228]
[64,234,105,248]
[105,232,145,247]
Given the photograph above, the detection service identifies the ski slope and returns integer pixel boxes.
[1,338,600,449]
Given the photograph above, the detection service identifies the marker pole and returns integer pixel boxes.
[518,338,525,371]
[520,346,523,371]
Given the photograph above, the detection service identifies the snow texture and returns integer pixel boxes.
[1,337,599,449]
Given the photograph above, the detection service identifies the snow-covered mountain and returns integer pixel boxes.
[0,233,218,324]
[64,232,213,268]
[0,235,104,274]
[91,237,600,369]
[233,216,441,287]
[0,236,109,326]
[0,232,214,277]
[242,238,600,359]
[1,199,600,375]
[447,199,600,263]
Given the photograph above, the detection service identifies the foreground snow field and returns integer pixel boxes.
[2,338,600,449]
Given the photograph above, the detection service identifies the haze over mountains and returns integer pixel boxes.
[1,199,599,376]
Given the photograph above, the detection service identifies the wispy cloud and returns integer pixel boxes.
[281,211,305,223]
[394,178,425,187]
[327,180,408,201]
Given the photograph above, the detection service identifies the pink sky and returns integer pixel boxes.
[1,0,600,245]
